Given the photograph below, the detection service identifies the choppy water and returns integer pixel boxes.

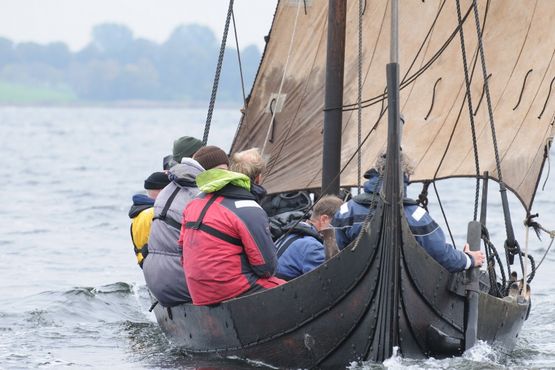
[1,106,554,369]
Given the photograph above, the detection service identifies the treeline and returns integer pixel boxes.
[0,23,261,103]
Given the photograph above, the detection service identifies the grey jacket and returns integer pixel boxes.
[142,159,203,306]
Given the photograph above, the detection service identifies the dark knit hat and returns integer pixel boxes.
[193,145,229,170]
[144,171,171,190]
[172,136,203,163]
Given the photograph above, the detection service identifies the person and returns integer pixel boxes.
[180,147,284,306]
[275,195,343,280]
[128,172,171,268]
[230,147,268,202]
[332,154,485,273]
[162,136,204,170]
[193,145,230,171]
[143,146,230,307]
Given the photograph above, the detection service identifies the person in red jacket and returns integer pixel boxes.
[179,148,284,305]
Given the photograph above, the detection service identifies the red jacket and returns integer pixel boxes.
[180,184,284,305]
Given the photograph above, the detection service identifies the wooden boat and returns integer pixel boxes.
[153,0,553,367]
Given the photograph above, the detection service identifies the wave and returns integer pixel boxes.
[2,282,152,325]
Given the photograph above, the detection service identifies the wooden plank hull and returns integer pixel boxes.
[153,202,529,368]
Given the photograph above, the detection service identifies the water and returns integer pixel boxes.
[1,106,554,369]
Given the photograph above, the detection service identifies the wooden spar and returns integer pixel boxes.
[465,221,482,349]
[321,0,347,196]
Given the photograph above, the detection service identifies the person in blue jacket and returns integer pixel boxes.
[332,154,485,273]
[275,195,343,280]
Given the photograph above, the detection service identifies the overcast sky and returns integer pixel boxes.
[0,0,277,50]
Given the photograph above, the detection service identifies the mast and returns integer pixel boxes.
[384,0,402,355]
[321,0,347,196]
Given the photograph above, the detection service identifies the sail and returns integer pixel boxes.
[232,0,555,210]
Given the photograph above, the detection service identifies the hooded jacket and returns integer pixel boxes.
[275,222,324,280]
[180,169,284,306]
[128,194,155,267]
[142,159,203,307]
[332,171,471,273]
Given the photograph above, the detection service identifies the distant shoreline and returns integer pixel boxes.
[0,100,244,110]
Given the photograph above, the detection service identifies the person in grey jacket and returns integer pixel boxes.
[142,159,203,306]
[143,146,230,307]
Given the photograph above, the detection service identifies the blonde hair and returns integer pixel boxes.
[312,195,343,219]
[230,148,267,180]
[374,150,415,176]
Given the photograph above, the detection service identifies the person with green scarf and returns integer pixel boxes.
[179,148,284,306]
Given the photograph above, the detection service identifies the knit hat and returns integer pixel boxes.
[193,145,229,170]
[172,136,203,163]
[144,171,171,190]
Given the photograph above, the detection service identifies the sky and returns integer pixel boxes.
[0,0,277,51]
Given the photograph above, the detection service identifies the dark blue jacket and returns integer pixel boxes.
[332,178,380,250]
[129,194,155,216]
[275,222,324,280]
[332,174,471,273]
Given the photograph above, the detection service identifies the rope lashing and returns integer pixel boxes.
[525,213,555,278]
[417,181,430,211]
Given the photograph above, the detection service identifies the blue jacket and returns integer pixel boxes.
[332,178,380,250]
[275,222,324,280]
[332,174,471,273]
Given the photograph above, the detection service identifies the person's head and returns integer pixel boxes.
[162,154,177,170]
[372,150,415,178]
[144,171,171,199]
[193,145,229,170]
[172,136,203,163]
[230,148,266,184]
[310,195,343,232]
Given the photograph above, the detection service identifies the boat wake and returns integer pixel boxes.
[350,342,502,369]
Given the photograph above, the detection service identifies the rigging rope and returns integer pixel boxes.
[357,0,364,192]
[324,1,467,113]
[261,0,303,155]
[455,0,481,221]
[471,0,522,279]
[203,0,234,145]
[525,218,555,276]
[231,9,247,110]
[532,235,554,275]
[230,7,248,153]
[523,222,530,294]
[470,0,502,182]
[482,230,507,296]
[432,182,457,249]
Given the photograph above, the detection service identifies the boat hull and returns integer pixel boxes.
[153,203,529,368]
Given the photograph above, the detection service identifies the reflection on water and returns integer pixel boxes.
[0,107,554,369]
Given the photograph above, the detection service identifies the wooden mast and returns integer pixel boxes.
[383,0,402,356]
[321,0,347,196]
